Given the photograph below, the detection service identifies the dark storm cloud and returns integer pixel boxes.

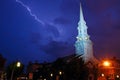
[114,24,120,30]
[54,17,71,25]
[86,0,119,13]
[29,23,60,50]
[44,23,60,38]
[30,33,42,44]
[60,0,79,15]
[40,41,70,56]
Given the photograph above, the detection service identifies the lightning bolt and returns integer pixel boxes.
[16,0,45,25]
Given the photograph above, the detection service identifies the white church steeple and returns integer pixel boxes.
[75,3,97,63]
[77,3,89,41]
[79,3,85,23]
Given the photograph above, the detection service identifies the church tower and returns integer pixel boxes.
[75,3,96,63]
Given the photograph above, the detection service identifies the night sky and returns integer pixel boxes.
[1,0,120,64]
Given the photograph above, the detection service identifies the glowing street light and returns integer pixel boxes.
[101,73,104,77]
[50,73,53,77]
[116,75,119,78]
[103,61,111,67]
[59,71,62,75]
[17,62,21,67]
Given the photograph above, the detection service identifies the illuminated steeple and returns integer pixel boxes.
[77,3,89,40]
[79,3,85,24]
[75,3,97,63]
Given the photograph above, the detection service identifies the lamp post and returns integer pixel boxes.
[10,61,21,80]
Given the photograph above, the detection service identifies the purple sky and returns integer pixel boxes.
[0,0,120,64]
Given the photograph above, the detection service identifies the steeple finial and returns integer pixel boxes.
[80,3,85,22]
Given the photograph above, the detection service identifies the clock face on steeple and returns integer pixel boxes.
[76,37,82,41]
[85,36,89,40]
[76,35,90,41]
[85,37,88,40]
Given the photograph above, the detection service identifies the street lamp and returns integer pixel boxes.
[101,73,104,77]
[116,75,119,78]
[50,73,53,77]
[103,60,111,67]
[10,61,21,80]
[17,62,21,67]
[59,71,62,75]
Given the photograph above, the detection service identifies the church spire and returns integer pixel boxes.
[80,3,85,22]
[77,3,88,39]
[75,3,97,63]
